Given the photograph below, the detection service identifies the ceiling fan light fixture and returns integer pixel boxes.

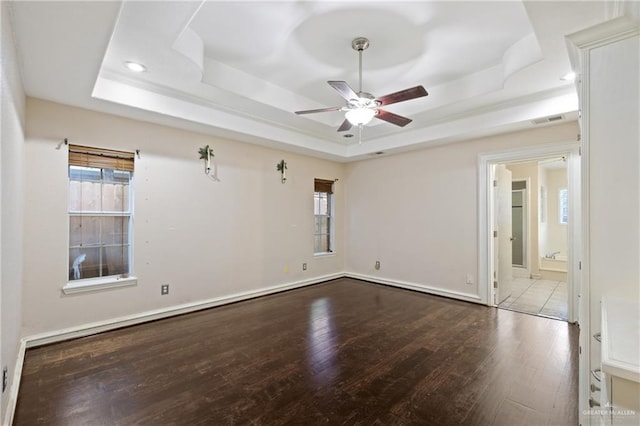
[345,108,376,125]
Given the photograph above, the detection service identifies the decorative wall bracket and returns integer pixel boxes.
[198,145,214,175]
[277,160,287,183]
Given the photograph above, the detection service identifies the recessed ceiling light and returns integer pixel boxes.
[124,61,147,73]
[561,71,576,81]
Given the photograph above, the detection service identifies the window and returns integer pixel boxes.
[68,145,134,283]
[559,187,568,224]
[314,179,334,254]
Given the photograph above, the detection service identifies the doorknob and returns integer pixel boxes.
[510,237,515,241]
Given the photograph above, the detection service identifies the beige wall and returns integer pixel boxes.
[23,98,346,336]
[543,168,568,257]
[21,99,580,337]
[1,2,26,421]
[344,122,579,301]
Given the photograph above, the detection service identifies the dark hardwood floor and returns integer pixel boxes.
[14,278,578,425]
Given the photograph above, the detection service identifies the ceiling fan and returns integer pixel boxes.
[295,37,428,134]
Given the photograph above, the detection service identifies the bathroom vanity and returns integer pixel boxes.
[599,297,640,425]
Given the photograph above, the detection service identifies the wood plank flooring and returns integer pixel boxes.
[14,278,578,425]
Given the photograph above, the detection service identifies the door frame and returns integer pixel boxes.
[493,164,514,305]
[478,141,580,322]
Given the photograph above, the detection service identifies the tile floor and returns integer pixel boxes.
[498,277,568,320]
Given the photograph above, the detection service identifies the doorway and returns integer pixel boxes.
[478,143,580,323]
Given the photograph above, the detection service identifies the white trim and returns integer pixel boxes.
[313,252,336,258]
[3,339,26,426]
[62,275,138,294]
[345,272,483,304]
[566,16,639,51]
[477,141,580,320]
[26,273,343,348]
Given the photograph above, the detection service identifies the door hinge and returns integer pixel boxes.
[579,261,582,270]
[493,270,496,279]
[493,230,498,238]
[493,281,498,288]
[579,146,582,156]
[493,180,498,187]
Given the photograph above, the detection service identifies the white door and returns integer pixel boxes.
[494,164,513,304]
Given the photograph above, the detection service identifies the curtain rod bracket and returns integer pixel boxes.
[55,138,69,150]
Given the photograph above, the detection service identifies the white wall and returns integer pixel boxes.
[588,33,640,301]
[574,29,640,425]
[543,168,568,257]
[0,2,25,422]
[22,98,345,337]
[588,34,640,426]
[344,122,579,302]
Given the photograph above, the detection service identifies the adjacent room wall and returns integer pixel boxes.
[1,2,26,422]
[344,122,579,302]
[22,98,345,337]
[542,167,568,257]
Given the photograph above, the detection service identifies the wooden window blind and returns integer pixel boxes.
[314,179,334,194]
[68,145,135,172]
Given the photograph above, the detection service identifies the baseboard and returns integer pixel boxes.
[24,273,344,349]
[345,272,484,304]
[22,273,484,350]
[3,339,26,426]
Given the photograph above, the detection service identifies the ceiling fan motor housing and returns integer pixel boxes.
[352,37,370,52]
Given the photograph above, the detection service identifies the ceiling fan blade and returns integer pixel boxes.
[377,86,428,106]
[337,119,353,132]
[295,106,342,115]
[375,109,413,127]
[328,81,359,101]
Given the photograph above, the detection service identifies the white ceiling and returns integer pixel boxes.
[9,1,615,161]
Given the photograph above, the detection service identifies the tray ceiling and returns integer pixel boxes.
[9,1,614,161]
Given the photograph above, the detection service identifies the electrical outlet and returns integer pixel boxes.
[375,261,380,270]
[2,366,8,393]
[302,263,307,271]
[161,284,169,295]
[466,274,474,285]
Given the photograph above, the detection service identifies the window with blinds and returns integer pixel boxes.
[68,145,134,281]
[314,179,334,254]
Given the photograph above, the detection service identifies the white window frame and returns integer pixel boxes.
[63,162,137,294]
[314,189,335,255]
[559,187,568,224]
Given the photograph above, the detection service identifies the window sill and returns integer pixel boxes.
[62,276,138,295]
[314,251,336,257]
